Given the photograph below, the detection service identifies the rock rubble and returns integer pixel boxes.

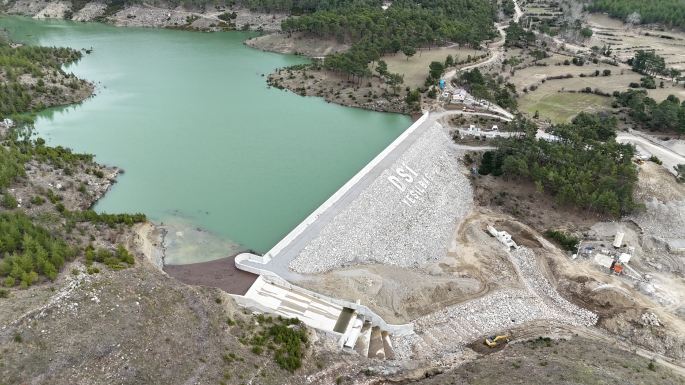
[393,246,597,361]
[630,198,685,239]
[290,123,473,273]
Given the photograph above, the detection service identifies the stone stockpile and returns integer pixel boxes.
[631,198,685,239]
[289,123,473,273]
[510,248,597,326]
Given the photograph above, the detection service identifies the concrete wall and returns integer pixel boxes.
[234,253,414,336]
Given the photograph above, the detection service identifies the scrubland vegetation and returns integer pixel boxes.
[0,37,87,115]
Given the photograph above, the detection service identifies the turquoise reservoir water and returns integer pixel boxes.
[0,17,411,263]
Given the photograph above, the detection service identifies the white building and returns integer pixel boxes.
[488,225,518,249]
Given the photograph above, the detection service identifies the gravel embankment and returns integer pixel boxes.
[392,246,597,361]
[289,123,473,273]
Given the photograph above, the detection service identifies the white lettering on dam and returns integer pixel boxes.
[386,163,438,207]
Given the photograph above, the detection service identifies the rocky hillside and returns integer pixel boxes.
[6,0,288,32]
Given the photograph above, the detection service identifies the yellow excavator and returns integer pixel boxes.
[485,334,509,347]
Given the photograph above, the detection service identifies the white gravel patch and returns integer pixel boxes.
[630,198,685,239]
[289,122,473,273]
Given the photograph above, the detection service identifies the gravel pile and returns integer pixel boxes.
[630,198,685,239]
[290,123,473,273]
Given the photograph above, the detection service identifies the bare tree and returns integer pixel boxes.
[626,12,641,29]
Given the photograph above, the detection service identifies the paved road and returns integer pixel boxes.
[616,133,685,175]
[240,110,502,281]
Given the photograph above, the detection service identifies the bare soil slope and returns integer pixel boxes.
[405,336,685,384]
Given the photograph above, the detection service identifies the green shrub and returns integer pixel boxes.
[0,289,8,298]
[545,230,578,252]
[269,318,306,372]
[649,155,663,165]
[1,191,18,209]
[31,196,44,205]
[5,277,15,287]
[405,90,421,103]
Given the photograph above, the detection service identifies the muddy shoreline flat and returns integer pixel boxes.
[164,254,258,295]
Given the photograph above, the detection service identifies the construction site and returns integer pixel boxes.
[6,0,685,382]
[218,101,685,381]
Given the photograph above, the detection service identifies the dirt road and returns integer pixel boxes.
[442,0,522,118]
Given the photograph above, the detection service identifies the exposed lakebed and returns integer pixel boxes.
[0,17,411,264]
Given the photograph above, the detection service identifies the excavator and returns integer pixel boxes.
[485,334,509,347]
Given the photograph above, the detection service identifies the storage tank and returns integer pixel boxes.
[613,230,624,248]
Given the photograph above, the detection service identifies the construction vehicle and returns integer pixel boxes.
[632,158,644,165]
[485,334,509,347]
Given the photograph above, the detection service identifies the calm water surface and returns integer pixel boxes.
[0,17,411,263]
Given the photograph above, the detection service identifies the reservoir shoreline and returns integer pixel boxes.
[3,5,417,115]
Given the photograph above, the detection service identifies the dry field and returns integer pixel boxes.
[383,47,487,88]
[498,46,685,123]
[249,32,486,90]
[478,11,685,123]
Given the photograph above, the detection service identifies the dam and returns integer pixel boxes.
[231,109,480,353]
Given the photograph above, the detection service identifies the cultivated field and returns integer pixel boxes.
[497,34,685,123]
[588,14,685,71]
